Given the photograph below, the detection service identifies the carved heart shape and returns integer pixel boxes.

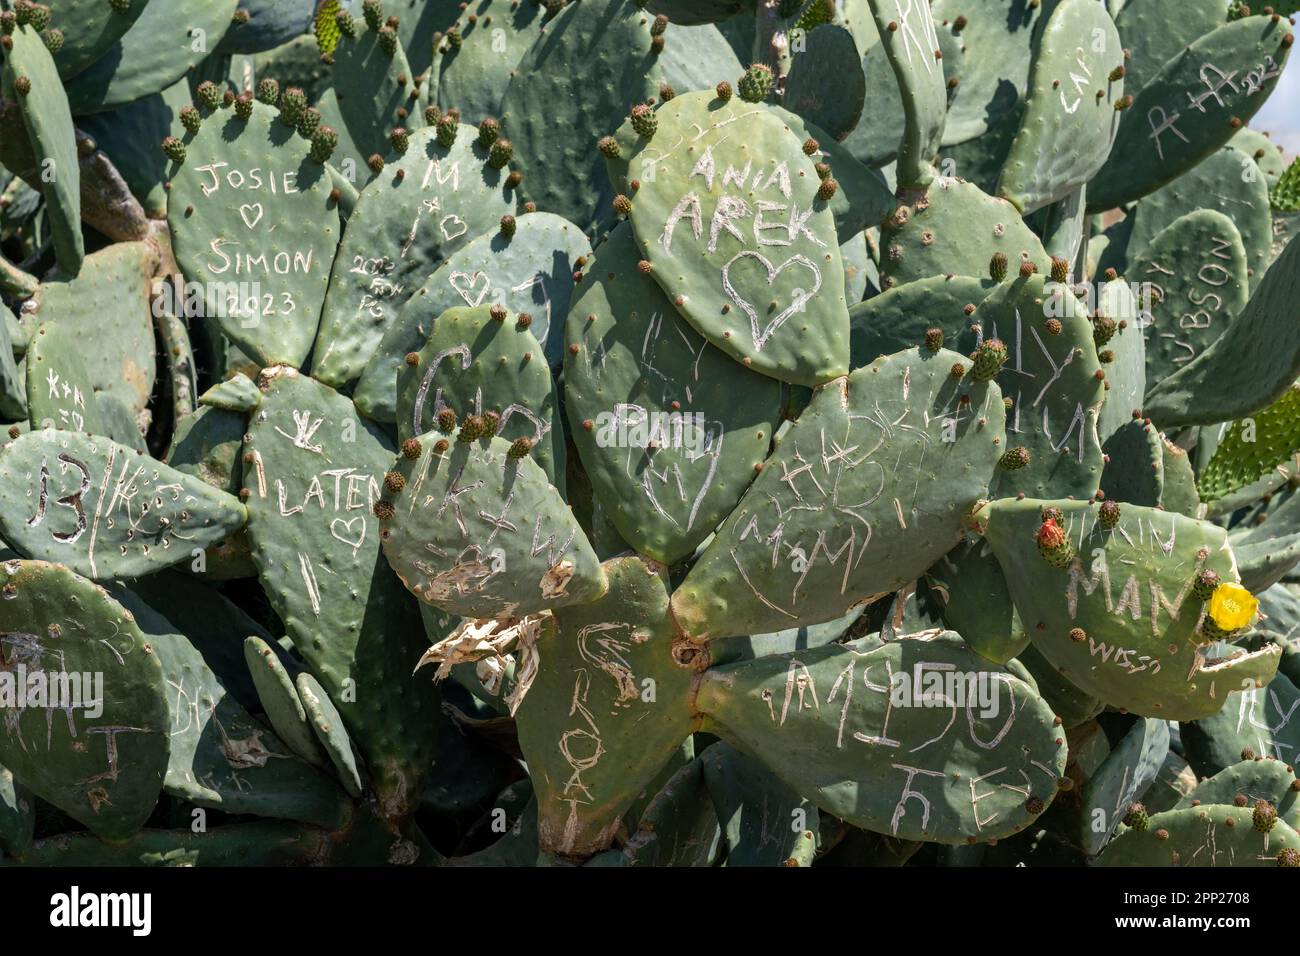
[721,252,823,351]
[449,270,491,307]
[239,203,264,229]
[330,516,367,552]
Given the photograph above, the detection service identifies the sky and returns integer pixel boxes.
[1254,50,1300,159]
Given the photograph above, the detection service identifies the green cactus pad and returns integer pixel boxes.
[563,222,781,565]
[48,0,148,81]
[702,741,820,866]
[1144,216,1300,427]
[24,322,106,436]
[931,0,1043,144]
[848,273,995,366]
[1017,641,1104,729]
[433,0,545,125]
[1159,437,1201,517]
[378,432,605,619]
[244,635,329,768]
[977,497,1281,721]
[625,90,849,386]
[243,366,437,821]
[296,670,366,798]
[395,303,564,485]
[696,632,1068,843]
[1095,278,1146,444]
[1087,15,1293,211]
[783,24,865,142]
[515,556,697,857]
[927,537,1027,664]
[499,0,662,235]
[114,588,350,829]
[2,23,84,275]
[167,100,339,368]
[671,348,1005,642]
[1076,717,1170,855]
[621,755,722,867]
[1231,126,1288,188]
[1100,419,1165,506]
[866,0,946,188]
[998,0,1124,215]
[657,22,744,96]
[63,0,242,114]
[1097,803,1300,866]
[356,212,590,420]
[311,124,516,388]
[878,177,1050,288]
[1113,0,1228,100]
[1126,210,1249,400]
[1199,385,1300,502]
[1128,147,1271,297]
[0,560,170,839]
[328,12,424,172]
[0,306,24,422]
[21,239,160,414]
[1181,658,1300,777]
[1229,492,1300,592]
[200,372,263,413]
[1174,757,1300,814]
[217,0,316,55]
[0,430,248,580]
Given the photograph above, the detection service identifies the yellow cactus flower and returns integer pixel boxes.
[1207,583,1258,633]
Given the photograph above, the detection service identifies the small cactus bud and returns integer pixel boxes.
[737,63,773,103]
[1280,848,1300,867]
[458,415,484,443]
[999,446,1030,470]
[13,76,31,96]
[362,0,384,31]
[1018,259,1037,278]
[924,328,944,352]
[234,92,254,119]
[1049,256,1070,283]
[41,27,62,52]
[384,471,406,493]
[196,80,221,112]
[1108,64,1125,81]
[1122,803,1149,831]
[500,214,517,238]
[1036,518,1074,568]
[1192,569,1221,601]
[161,136,187,163]
[490,304,508,323]
[477,116,500,147]
[401,438,422,460]
[817,178,839,201]
[597,135,621,159]
[1114,94,1134,110]
[310,126,338,163]
[180,106,201,135]
[1098,499,1121,529]
[971,338,1008,382]
[989,252,1008,281]
[373,500,395,520]
[367,153,385,173]
[424,104,441,126]
[631,103,657,138]
[389,127,409,154]
[404,352,420,367]
[1254,799,1278,832]
[1069,627,1087,643]
[232,8,251,25]
[658,82,675,101]
[508,436,534,459]
[481,411,501,439]
[437,114,458,148]
[256,78,280,106]
[297,107,323,138]
[1092,313,1117,347]
[1045,318,1062,335]
[1242,747,1256,761]
[715,80,732,102]
[613,194,633,216]
[803,137,820,155]
[505,170,523,189]
[437,408,458,433]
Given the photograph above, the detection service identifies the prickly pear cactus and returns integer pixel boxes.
[0,0,1294,873]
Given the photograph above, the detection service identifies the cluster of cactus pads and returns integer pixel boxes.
[1,0,1300,870]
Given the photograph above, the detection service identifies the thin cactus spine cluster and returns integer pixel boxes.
[0,0,1293,874]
